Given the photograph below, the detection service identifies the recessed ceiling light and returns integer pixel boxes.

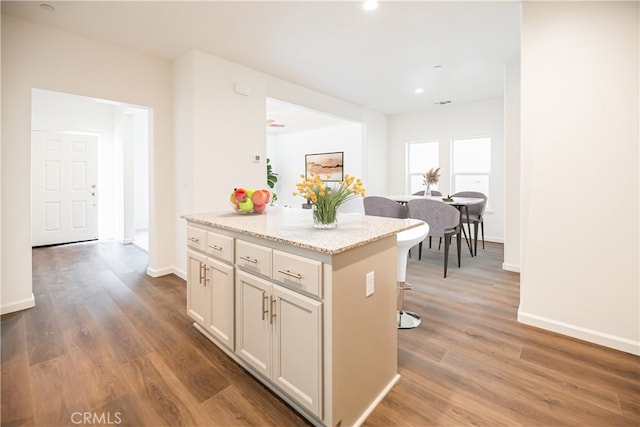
[363,0,378,11]
[414,88,424,94]
[39,3,55,12]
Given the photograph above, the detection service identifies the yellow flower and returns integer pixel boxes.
[293,172,367,225]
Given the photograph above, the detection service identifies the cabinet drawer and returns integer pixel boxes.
[236,240,272,278]
[273,250,322,297]
[206,231,234,263]
[186,226,207,252]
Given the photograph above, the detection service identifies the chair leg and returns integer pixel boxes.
[443,234,449,278]
[456,230,461,268]
[473,221,479,256]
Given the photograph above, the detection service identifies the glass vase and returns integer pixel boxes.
[313,205,338,229]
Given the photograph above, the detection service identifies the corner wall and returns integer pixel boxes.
[519,1,639,354]
[1,15,174,312]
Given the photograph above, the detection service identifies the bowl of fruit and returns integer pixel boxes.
[230,188,271,214]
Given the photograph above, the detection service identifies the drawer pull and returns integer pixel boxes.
[188,237,200,243]
[239,256,258,264]
[270,296,277,324]
[199,262,205,284]
[208,244,223,251]
[278,269,303,280]
[262,291,268,320]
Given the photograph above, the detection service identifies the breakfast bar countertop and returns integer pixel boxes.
[182,206,421,255]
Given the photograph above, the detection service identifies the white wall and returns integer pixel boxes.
[388,97,506,242]
[1,15,174,313]
[519,1,639,354]
[268,123,363,212]
[173,50,388,277]
[173,51,268,277]
[504,61,521,272]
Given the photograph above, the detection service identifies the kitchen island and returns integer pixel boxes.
[183,207,421,426]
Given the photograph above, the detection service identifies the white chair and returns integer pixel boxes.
[396,222,429,329]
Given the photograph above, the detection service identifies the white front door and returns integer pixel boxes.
[31,131,99,246]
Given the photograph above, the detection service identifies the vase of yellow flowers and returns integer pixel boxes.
[293,173,366,228]
[423,167,441,196]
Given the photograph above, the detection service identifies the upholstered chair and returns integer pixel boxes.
[407,198,461,278]
[363,196,408,219]
[451,191,487,255]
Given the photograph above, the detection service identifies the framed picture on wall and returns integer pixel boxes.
[305,151,344,182]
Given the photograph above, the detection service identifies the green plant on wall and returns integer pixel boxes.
[267,158,278,189]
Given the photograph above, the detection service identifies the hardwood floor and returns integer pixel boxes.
[2,240,638,426]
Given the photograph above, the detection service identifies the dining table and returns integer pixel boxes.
[387,194,485,257]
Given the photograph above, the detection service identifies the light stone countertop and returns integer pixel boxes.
[183,206,423,255]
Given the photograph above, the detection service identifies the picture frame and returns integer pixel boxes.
[305,151,344,182]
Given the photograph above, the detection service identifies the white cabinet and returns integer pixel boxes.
[187,249,209,326]
[206,258,234,349]
[235,269,322,417]
[186,230,235,350]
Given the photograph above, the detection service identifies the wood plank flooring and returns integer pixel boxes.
[2,240,638,426]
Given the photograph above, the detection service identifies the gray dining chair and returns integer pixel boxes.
[407,198,461,278]
[363,196,408,219]
[451,191,487,256]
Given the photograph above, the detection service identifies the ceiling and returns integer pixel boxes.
[2,0,521,118]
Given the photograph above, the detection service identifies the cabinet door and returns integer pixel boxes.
[235,270,272,378]
[187,249,209,327]
[207,258,235,350]
[272,285,322,417]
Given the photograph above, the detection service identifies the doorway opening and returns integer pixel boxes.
[31,89,151,252]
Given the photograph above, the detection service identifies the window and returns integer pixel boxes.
[406,141,438,194]
[451,136,491,209]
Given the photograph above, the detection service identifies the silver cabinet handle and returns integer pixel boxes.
[239,256,258,264]
[188,237,200,243]
[199,262,205,284]
[270,296,277,324]
[208,244,223,251]
[262,291,268,320]
[278,269,302,280]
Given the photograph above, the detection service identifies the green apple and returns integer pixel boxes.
[239,199,254,213]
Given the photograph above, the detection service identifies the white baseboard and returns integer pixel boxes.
[485,236,504,244]
[173,268,186,281]
[518,310,640,356]
[1,293,36,315]
[352,373,401,427]
[145,265,186,281]
[502,262,520,272]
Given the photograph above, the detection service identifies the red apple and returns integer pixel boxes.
[251,189,268,206]
[234,188,247,202]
